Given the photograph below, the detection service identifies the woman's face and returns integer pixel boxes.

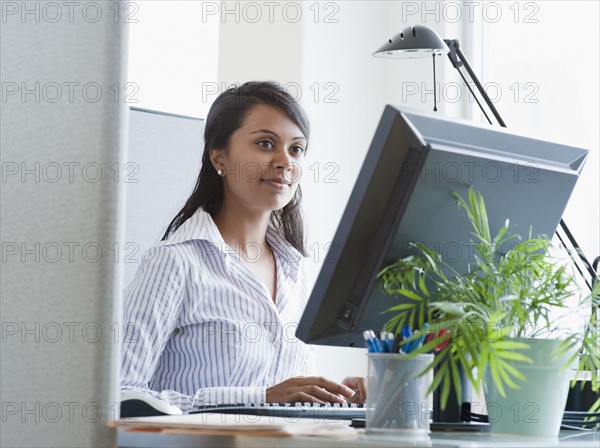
[211,104,307,214]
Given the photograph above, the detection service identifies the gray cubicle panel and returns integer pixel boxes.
[1,8,128,448]
[124,108,205,287]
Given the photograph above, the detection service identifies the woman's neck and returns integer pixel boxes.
[211,206,271,251]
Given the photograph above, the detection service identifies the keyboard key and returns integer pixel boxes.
[189,403,366,420]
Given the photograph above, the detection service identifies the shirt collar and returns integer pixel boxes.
[162,207,225,248]
[162,208,304,281]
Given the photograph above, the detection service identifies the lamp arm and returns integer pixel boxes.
[444,39,507,128]
[443,38,598,290]
[557,220,599,290]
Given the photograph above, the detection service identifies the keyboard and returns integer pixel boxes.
[190,402,366,420]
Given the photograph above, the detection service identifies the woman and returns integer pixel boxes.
[121,81,366,412]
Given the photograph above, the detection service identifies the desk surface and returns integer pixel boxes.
[118,427,599,448]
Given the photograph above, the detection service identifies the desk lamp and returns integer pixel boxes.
[372,23,599,422]
[373,24,598,291]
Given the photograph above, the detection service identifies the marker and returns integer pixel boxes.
[386,332,395,352]
[380,331,394,353]
[411,323,429,353]
[363,330,384,353]
[401,326,413,353]
[363,330,378,353]
[409,330,426,353]
[424,328,450,352]
[371,330,385,353]
[434,329,451,352]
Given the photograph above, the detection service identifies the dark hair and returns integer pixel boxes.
[161,81,310,255]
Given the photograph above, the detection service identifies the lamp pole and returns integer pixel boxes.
[443,39,506,128]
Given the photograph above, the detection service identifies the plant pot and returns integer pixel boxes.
[483,338,578,438]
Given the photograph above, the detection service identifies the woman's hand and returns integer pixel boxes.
[266,376,356,404]
[342,376,367,404]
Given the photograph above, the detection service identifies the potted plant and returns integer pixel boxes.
[378,188,599,437]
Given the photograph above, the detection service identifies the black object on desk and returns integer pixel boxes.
[121,399,170,418]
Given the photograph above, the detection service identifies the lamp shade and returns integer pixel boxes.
[373,25,449,59]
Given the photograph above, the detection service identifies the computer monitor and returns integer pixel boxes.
[297,105,588,347]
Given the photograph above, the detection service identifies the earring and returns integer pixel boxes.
[217,169,223,177]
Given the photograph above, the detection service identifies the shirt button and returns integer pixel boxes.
[272,339,280,348]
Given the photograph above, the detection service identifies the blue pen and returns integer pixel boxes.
[370,330,384,353]
[404,332,416,354]
[364,330,382,353]
[401,326,413,353]
[416,322,430,351]
[385,332,395,353]
[410,330,425,353]
[413,323,428,352]
[363,330,376,352]
[406,323,429,353]
[380,331,394,353]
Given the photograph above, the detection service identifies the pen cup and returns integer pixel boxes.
[366,353,434,436]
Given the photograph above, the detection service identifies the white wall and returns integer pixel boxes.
[481,0,599,262]
[127,1,219,117]
[1,1,128,446]
[299,1,455,266]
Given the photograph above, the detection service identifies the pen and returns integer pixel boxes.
[424,328,451,352]
[386,332,395,352]
[411,323,429,353]
[364,330,384,353]
[404,331,418,354]
[365,329,402,353]
[380,331,393,353]
[403,323,432,354]
[372,330,385,353]
[434,328,451,352]
[401,325,413,353]
[409,330,426,353]
[363,330,377,352]
[379,331,387,352]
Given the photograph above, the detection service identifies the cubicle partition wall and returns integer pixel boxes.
[124,108,204,287]
[1,4,129,447]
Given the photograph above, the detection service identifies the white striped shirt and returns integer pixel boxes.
[121,207,317,412]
